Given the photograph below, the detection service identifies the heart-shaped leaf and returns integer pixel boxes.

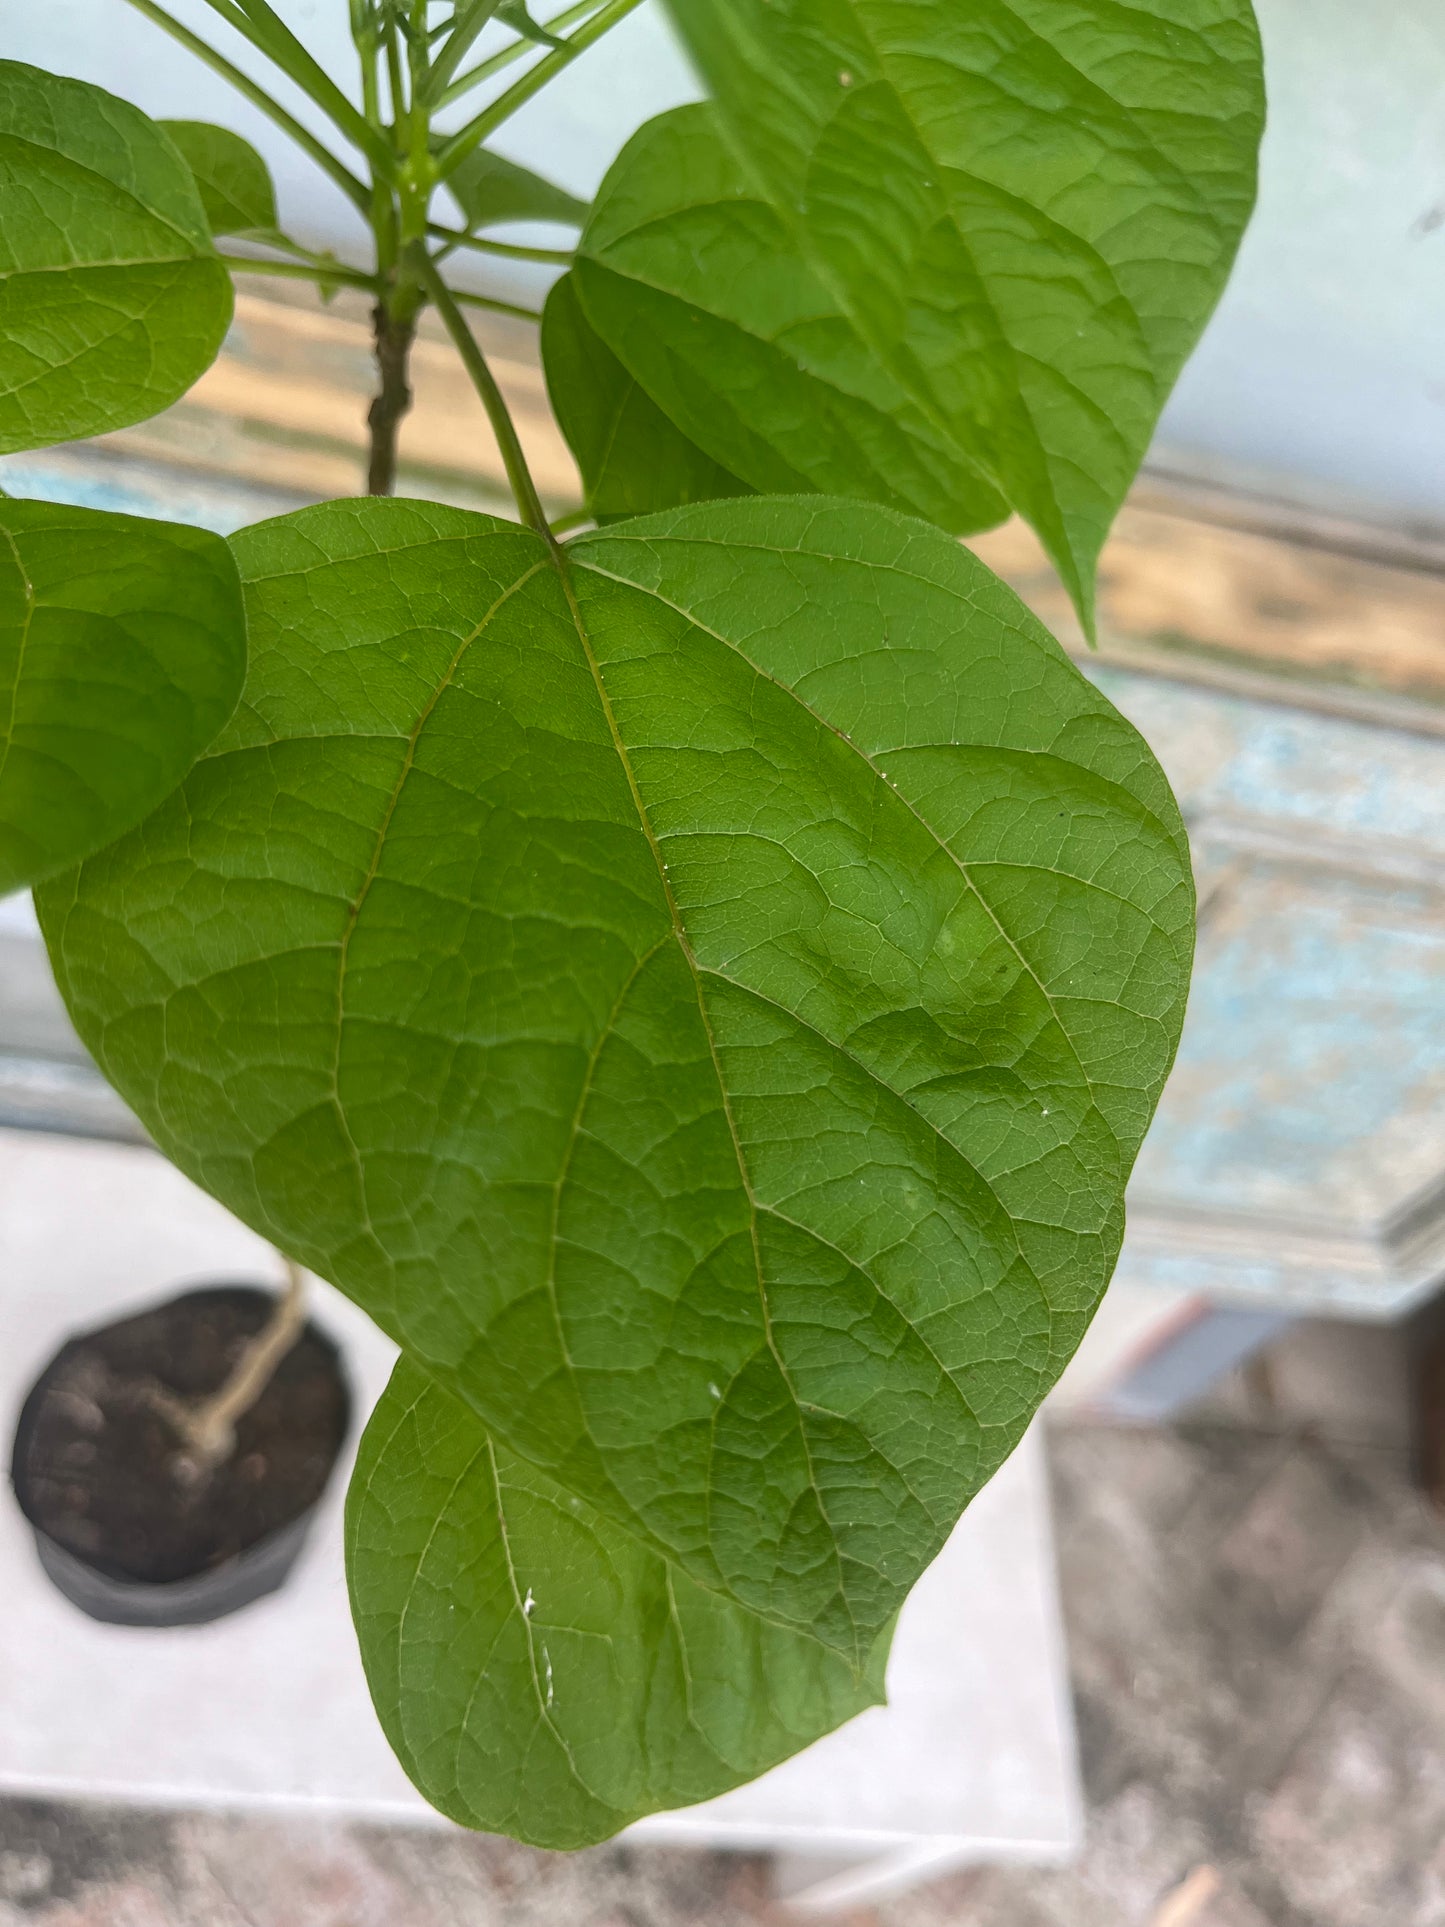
[40,495,1191,1668]
[159,120,278,241]
[347,1357,889,1848]
[0,62,234,454]
[543,272,753,522]
[586,0,1265,630]
[0,499,245,898]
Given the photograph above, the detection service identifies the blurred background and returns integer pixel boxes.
[1,3,1444,1924]
[8,0,1445,526]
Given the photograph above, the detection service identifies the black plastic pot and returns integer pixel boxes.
[10,1283,350,1629]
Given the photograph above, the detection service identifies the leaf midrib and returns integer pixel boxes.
[359,1375,871,1835]
[0,255,205,284]
[582,203,985,477]
[270,531,876,1662]
[482,1434,602,1810]
[550,542,864,1660]
[570,540,1108,1126]
[677,14,1159,592]
[840,0,1156,484]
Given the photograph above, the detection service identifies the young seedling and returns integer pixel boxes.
[140,1257,309,1481]
[0,0,1264,1849]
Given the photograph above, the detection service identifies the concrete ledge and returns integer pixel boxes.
[0,1129,1082,1909]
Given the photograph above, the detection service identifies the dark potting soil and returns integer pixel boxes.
[11,1286,349,1586]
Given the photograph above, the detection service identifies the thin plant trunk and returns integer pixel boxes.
[145,1256,308,1482]
[367,302,416,496]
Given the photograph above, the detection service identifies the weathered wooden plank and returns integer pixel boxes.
[98,286,579,514]
[975,507,1445,708]
[90,282,1445,715]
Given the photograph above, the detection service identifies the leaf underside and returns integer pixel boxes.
[0,61,233,454]
[39,492,1193,1839]
[160,120,279,241]
[447,145,589,232]
[543,273,754,522]
[572,107,1008,540]
[567,0,1264,629]
[0,499,245,897]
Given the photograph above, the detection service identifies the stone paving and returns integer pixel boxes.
[3,1319,1444,1927]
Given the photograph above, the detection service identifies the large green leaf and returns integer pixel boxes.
[39,494,1191,1672]
[585,0,1264,629]
[543,272,753,522]
[159,121,278,241]
[347,1357,889,1848]
[447,146,588,231]
[0,499,245,898]
[0,62,234,454]
[573,106,1008,539]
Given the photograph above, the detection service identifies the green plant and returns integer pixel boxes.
[0,0,1263,1848]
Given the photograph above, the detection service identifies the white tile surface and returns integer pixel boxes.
[0,1128,1082,1896]
[0,1129,419,1819]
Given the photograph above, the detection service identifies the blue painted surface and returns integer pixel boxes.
[1098,669,1445,849]
[1098,667,1445,1317]
[1145,885,1445,1211]
[0,453,305,536]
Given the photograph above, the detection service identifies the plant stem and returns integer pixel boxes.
[368,302,418,496]
[352,0,383,124]
[427,223,574,265]
[145,1257,308,1477]
[217,252,381,292]
[191,1258,308,1464]
[435,0,645,176]
[384,14,409,132]
[399,0,439,249]
[198,0,396,176]
[412,246,551,536]
[425,0,504,102]
[121,0,371,214]
[452,287,544,322]
[432,0,604,109]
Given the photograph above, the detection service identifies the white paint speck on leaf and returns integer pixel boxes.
[544,1646,555,1708]
[522,1588,535,1617]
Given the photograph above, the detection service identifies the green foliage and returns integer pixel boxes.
[40,492,1191,1838]
[347,1358,889,1848]
[0,500,245,897]
[447,145,588,230]
[496,0,565,50]
[5,0,1262,1852]
[570,106,1008,537]
[567,0,1266,630]
[159,120,279,240]
[543,272,752,520]
[0,62,233,454]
